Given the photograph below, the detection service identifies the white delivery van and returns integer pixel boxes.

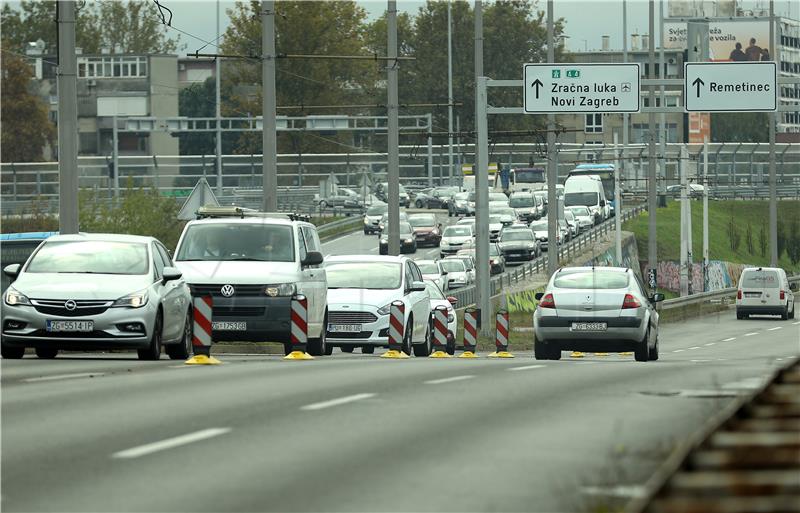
[736,267,796,320]
[563,175,609,224]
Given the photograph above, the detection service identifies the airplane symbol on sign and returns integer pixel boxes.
[621,83,631,92]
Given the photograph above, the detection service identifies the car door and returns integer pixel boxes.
[150,244,172,340]
[155,243,185,341]
[408,261,429,342]
[299,226,327,338]
[634,273,658,334]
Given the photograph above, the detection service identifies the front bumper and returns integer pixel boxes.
[198,294,292,343]
[326,312,391,347]
[414,232,442,246]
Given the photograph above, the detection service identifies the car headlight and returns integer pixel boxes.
[468,202,475,208]
[265,283,296,297]
[112,290,149,308]
[4,287,31,306]
[527,243,536,249]
[441,240,449,247]
[404,238,413,244]
[380,238,388,244]
[363,217,369,225]
[432,228,440,235]
[377,303,393,316]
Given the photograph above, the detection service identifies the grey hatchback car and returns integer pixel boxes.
[533,267,664,362]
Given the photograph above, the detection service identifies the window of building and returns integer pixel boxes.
[77,57,148,79]
[585,113,602,133]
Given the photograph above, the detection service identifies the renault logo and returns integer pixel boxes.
[220,285,235,297]
[64,300,77,311]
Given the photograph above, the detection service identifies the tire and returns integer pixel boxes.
[35,347,58,359]
[648,328,660,361]
[736,311,744,320]
[402,319,413,356]
[319,200,328,209]
[166,310,192,360]
[781,306,789,321]
[341,346,354,353]
[413,322,432,357]
[1,344,25,359]
[283,342,293,356]
[790,304,796,320]
[548,344,562,360]
[534,338,548,360]
[138,312,163,360]
[362,345,375,354]
[416,200,424,208]
[634,327,650,362]
[307,313,329,356]
[363,229,369,235]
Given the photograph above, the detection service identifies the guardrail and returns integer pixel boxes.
[317,217,363,242]
[661,275,800,310]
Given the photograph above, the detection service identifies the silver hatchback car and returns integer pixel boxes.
[1,234,193,360]
[533,267,664,362]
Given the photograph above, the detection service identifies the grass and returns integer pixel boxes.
[623,199,800,273]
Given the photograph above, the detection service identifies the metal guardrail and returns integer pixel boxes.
[317,217,363,239]
[661,275,800,310]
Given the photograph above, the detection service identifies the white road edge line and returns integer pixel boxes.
[301,393,376,411]
[722,337,736,342]
[507,365,546,372]
[424,375,475,385]
[744,332,758,337]
[24,372,105,383]
[688,346,701,350]
[767,327,782,331]
[112,428,231,459]
[704,342,715,346]
[673,349,685,353]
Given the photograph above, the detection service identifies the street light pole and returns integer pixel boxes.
[387,0,401,256]
[261,0,278,212]
[215,0,223,196]
[57,0,79,233]
[546,0,558,276]
[447,1,454,187]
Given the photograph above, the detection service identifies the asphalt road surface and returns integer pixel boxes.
[3,313,798,512]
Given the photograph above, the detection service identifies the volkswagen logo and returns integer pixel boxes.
[220,284,235,297]
[64,300,77,311]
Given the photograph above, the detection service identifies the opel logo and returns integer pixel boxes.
[64,300,77,311]
[220,285,235,297]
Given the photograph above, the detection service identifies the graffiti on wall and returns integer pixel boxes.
[643,260,753,293]
[581,234,643,282]
[506,288,544,313]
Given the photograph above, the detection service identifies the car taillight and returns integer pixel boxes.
[622,294,641,309]
[780,290,785,300]
[737,289,742,300]
[539,293,556,309]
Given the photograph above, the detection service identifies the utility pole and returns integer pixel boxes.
[647,0,657,279]
[614,132,622,264]
[659,0,666,198]
[387,0,401,255]
[680,144,688,297]
[622,0,628,186]
[769,0,778,266]
[261,0,278,212]
[447,0,454,187]
[703,137,709,292]
[474,0,491,335]
[546,0,558,276]
[215,0,223,196]
[57,0,79,234]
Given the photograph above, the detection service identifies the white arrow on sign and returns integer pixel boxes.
[684,62,777,112]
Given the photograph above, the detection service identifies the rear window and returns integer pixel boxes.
[741,270,779,289]
[554,270,629,289]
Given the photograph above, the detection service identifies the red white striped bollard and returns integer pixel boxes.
[286,295,313,360]
[460,307,479,358]
[185,295,221,365]
[489,309,514,358]
[382,300,408,358]
[430,305,450,358]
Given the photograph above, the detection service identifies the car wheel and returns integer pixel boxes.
[166,309,192,360]
[1,344,25,359]
[781,306,789,321]
[362,345,375,354]
[402,318,413,355]
[790,304,796,319]
[35,347,58,359]
[445,336,455,356]
[341,346,354,353]
[548,343,562,360]
[138,312,163,361]
[736,310,744,320]
[416,200,424,208]
[363,229,369,235]
[413,322,432,357]
[307,313,329,356]
[634,327,650,362]
[648,328,660,361]
[534,337,549,360]
[319,200,328,209]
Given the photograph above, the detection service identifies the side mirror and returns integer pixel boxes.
[302,251,324,267]
[447,296,458,306]
[790,283,798,292]
[650,293,665,303]
[162,266,183,283]
[600,200,606,207]
[410,281,426,292]
[3,263,21,279]
[534,292,544,301]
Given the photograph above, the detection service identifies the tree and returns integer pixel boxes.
[178,78,216,155]
[788,219,800,266]
[711,113,769,143]
[1,44,55,162]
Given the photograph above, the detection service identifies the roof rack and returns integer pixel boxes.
[195,206,312,222]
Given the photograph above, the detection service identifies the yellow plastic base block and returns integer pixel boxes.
[184,354,222,365]
[381,350,410,359]
[284,351,314,360]
[594,352,609,357]
[487,351,515,358]
[429,350,452,359]
[620,352,633,356]
[570,351,585,358]
[459,351,479,359]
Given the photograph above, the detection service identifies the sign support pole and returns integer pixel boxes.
[703,137,709,292]
[769,0,778,267]
[387,0,400,256]
[546,0,558,277]
[647,0,658,284]
[475,1,491,336]
[680,144,689,297]
[614,132,622,264]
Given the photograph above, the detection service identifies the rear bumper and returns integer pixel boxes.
[534,314,646,347]
[502,250,535,262]
[736,305,786,315]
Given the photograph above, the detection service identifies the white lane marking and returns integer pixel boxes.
[300,393,376,411]
[673,349,685,353]
[691,359,713,363]
[507,364,546,372]
[767,327,782,331]
[424,375,475,385]
[112,428,231,459]
[723,337,736,342]
[581,485,647,499]
[744,332,758,337]
[793,321,800,325]
[704,342,716,346]
[688,346,701,350]
[24,372,105,383]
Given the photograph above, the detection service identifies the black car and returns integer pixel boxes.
[375,182,411,207]
[379,222,417,254]
[498,228,540,262]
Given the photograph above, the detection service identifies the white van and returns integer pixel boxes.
[736,267,796,320]
[563,175,609,224]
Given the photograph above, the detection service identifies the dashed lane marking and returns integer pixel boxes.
[424,375,475,385]
[704,342,715,346]
[507,365,546,372]
[24,372,105,383]
[673,349,685,353]
[112,428,231,459]
[301,393,376,411]
[723,337,736,342]
[767,327,782,331]
[688,346,701,350]
[744,332,758,337]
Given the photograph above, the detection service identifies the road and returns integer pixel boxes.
[3,314,798,512]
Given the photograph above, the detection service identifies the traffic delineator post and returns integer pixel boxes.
[382,300,409,359]
[459,307,479,358]
[185,295,221,365]
[430,305,451,358]
[285,295,314,360]
[570,351,585,358]
[488,309,514,358]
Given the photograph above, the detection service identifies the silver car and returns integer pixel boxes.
[1,234,193,360]
[533,267,664,362]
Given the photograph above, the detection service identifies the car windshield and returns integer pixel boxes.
[26,240,149,275]
[325,262,402,290]
[439,260,465,273]
[530,222,548,231]
[176,224,295,262]
[416,261,440,274]
[509,196,534,207]
[515,169,546,183]
[409,215,436,227]
[569,206,590,216]
[444,226,471,237]
[366,204,388,215]
[454,192,469,201]
[554,270,629,289]
[564,192,599,207]
[489,216,503,225]
[502,230,533,241]
[489,193,508,202]
[565,211,575,221]
[741,270,779,289]
[424,281,446,300]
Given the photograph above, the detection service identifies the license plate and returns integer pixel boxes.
[571,322,607,332]
[213,321,246,331]
[745,292,761,298]
[46,320,93,332]
[328,324,362,333]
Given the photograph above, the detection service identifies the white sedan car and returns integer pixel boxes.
[423,280,458,354]
[566,206,594,232]
[323,256,432,356]
[416,259,448,292]
[438,258,470,289]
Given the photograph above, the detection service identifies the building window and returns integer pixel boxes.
[585,114,602,133]
[77,56,148,79]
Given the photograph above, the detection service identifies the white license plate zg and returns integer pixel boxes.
[328,324,362,333]
[571,322,607,332]
[213,321,246,331]
[46,320,93,332]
